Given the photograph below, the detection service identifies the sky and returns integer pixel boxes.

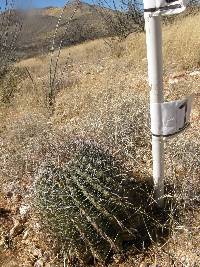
[1,0,142,10]
[32,0,83,8]
[1,0,101,9]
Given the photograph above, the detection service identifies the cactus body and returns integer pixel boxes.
[34,139,146,264]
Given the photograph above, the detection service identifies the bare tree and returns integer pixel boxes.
[95,0,144,39]
[0,0,23,76]
[48,0,80,113]
[0,0,24,105]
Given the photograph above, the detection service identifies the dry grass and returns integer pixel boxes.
[0,11,200,267]
[163,13,200,71]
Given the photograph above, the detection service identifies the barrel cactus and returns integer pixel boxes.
[34,138,148,265]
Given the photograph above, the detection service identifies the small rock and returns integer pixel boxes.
[33,222,41,232]
[34,259,44,267]
[32,246,43,258]
[19,204,30,219]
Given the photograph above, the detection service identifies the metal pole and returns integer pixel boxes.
[145,15,165,207]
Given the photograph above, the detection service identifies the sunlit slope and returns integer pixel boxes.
[17,10,200,112]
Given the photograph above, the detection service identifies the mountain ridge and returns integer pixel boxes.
[2,2,116,59]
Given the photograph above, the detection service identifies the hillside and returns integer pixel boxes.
[0,8,200,267]
[0,2,123,59]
